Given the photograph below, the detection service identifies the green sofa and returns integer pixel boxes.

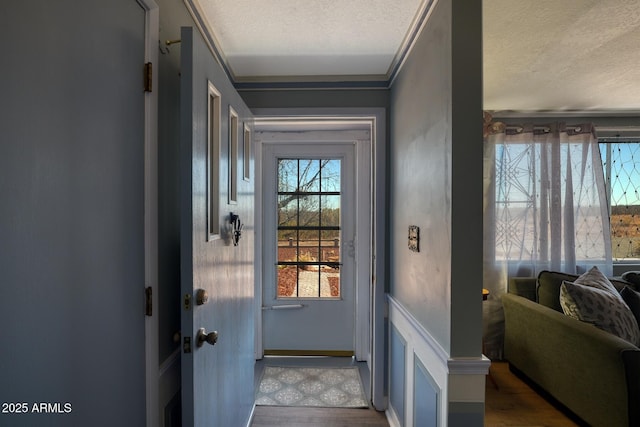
[502,272,640,427]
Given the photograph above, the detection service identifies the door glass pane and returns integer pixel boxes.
[277,265,298,298]
[321,195,340,227]
[276,157,341,299]
[278,243,296,264]
[278,194,298,227]
[321,159,341,192]
[321,231,340,263]
[278,159,297,192]
[299,159,320,192]
[299,194,320,227]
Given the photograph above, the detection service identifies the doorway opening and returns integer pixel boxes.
[252,109,386,410]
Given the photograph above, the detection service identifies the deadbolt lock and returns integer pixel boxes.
[195,289,209,305]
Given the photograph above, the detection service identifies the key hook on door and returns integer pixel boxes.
[229,212,243,246]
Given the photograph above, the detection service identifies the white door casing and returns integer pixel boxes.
[139,1,160,426]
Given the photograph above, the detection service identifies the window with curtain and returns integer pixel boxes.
[482,121,612,360]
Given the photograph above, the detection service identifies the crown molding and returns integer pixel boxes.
[183,0,439,91]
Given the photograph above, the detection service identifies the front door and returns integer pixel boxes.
[179,27,255,426]
[262,142,357,354]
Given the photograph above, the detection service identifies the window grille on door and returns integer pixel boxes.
[276,158,341,298]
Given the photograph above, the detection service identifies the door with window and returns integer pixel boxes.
[262,142,356,354]
[179,27,255,427]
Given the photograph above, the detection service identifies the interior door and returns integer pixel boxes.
[2,1,147,425]
[262,142,356,354]
[180,27,255,427]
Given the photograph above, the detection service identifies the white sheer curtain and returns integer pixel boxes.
[482,121,612,359]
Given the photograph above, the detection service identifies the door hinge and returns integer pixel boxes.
[145,286,152,316]
[144,62,152,92]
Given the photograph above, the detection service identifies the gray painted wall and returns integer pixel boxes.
[389,0,483,357]
[449,0,483,358]
[157,0,186,365]
[390,0,455,350]
[388,0,484,423]
[156,1,191,421]
[240,89,390,159]
[0,1,146,426]
[240,89,389,111]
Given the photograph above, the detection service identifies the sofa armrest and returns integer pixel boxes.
[507,277,537,301]
[503,293,640,427]
[622,349,640,426]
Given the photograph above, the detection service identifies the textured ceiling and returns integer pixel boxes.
[483,0,640,112]
[190,0,640,111]
[194,0,424,80]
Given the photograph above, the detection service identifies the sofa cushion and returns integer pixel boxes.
[622,271,640,289]
[621,286,640,331]
[611,277,637,292]
[560,281,640,346]
[537,267,629,312]
[537,270,579,312]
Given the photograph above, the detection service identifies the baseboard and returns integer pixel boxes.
[244,404,256,427]
[386,406,401,427]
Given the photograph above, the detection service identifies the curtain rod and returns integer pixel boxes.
[595,126,640,139]
[596,126,640,132]
[502,125,640,139]
[503,125,640,132]
[598,136,640,141]
[504,125,583,133]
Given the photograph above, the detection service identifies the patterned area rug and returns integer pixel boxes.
[255,366,369,408]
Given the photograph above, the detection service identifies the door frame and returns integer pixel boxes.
[138,0,159,426]
[253,108,386,410]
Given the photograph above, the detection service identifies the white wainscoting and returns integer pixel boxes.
[387,295,490,427]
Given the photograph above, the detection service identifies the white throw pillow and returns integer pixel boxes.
[560,281,640,346]
[573,266,619,296]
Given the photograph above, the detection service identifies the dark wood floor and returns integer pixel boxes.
[251,406,389,427]
[485,361,581,427]
[250,359,579,426]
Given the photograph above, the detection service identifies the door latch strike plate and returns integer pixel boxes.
[145,286,152,316]
[184,293,191,311]
[144,62,152,92]
[183,336,191,354]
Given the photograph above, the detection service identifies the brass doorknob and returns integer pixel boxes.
[196,328,218,347]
